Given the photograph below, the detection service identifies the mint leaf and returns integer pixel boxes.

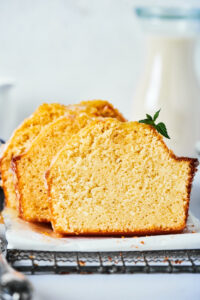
[139,119,152,125]
[155,122,170,139]
[138,109,170,139]
[153,109,161,122]
[146,114,153,121]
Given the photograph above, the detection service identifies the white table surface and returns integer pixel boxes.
[29,169,200,300]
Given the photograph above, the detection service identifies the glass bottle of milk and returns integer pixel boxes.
[133,6,200,157]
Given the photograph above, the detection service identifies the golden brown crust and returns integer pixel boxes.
[79,100,126,122]
[11,156,24,219]
[51,227,185,236]
[45,170,54,225]
[182,157,199,225]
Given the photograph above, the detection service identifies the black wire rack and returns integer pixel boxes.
[6,249,200,274]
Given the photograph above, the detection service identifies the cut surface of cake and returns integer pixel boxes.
[14,114,95,222]
[0,103,67,209]
[1,100,125,211]
[46,118,198,235]
[13,102,125,222]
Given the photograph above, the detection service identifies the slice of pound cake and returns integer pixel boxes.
[0,103,68,209]
[1,100,125,211]
[13,101,126,222]
[46,118,198,235]
[13,114,92,222]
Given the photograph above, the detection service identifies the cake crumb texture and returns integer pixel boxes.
[1,100,125,211]
[13,101,126,222]
[0,103,67,209]
[47,118,198,235]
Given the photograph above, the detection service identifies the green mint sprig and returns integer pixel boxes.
[139,109,170,139]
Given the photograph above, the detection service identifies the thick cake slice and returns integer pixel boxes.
[13,114,91,222]
[13,101,125,222]
[1,100,125,211]
[46,118,198,235]
[0,103,67,209]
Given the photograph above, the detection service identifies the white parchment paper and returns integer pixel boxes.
[2,208,200,252]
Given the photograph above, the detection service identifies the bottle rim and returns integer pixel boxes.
[135,7,200,20]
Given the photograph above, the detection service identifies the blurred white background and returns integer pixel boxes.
[0,0,200,139]
[0,0,140,138]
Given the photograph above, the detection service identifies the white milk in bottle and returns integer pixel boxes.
[133,6,200,157]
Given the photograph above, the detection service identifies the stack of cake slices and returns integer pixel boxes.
[0,100,198,235]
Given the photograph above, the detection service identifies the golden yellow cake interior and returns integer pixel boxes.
[14,114,97,222]
[0,103,67,209]
[47,118,197,235]
[1,100,125,211]
[13,101,126,222]
[1,99,197,236]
